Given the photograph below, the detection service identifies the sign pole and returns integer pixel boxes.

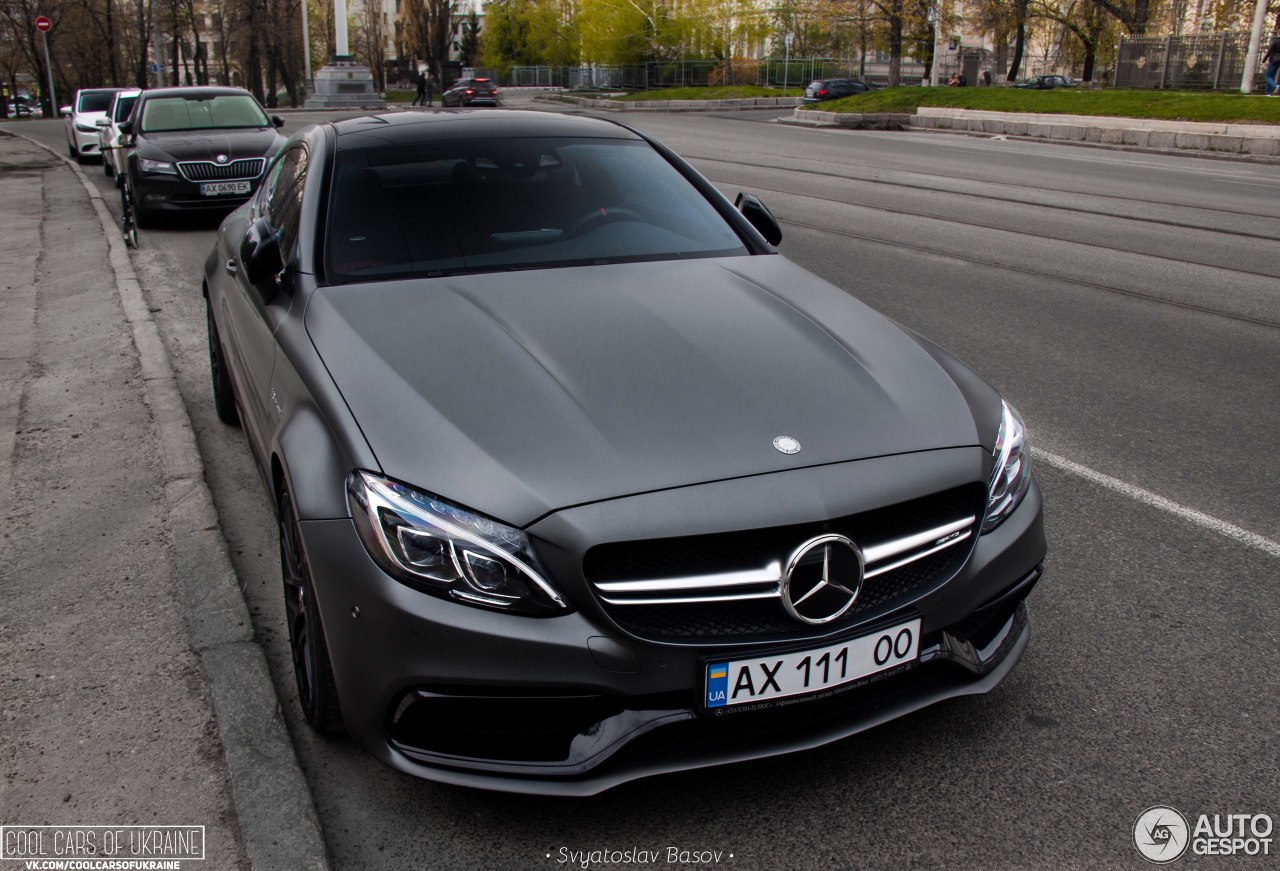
[36,17,58,116]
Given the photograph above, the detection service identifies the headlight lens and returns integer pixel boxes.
[346,471,568,615]
[983,401,1032,533]
[75,122,97,133]
[137,157,176,174]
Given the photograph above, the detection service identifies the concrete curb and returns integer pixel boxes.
[787,107,1280,161]
[12,132,331,871]
[540,94,803,113]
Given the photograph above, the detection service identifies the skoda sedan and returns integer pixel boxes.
[121,86,285,227]
[203,111,1045,795]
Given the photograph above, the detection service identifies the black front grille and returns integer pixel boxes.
[177,157,265,182]
[584,485,984,643]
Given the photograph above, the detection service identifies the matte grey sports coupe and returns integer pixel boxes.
[203,111,1046,795]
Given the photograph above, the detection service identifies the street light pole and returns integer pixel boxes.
[300,0,312,95]
[783,32,792,94]
[1240,0,1268,93]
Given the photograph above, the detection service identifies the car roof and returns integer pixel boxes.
[139,86,258,101]
[329,110,643,148]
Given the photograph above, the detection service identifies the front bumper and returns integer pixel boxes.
[299,455,1045,795]
[132,173,261,214]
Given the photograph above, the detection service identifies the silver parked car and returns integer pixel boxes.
[96,88,142,183]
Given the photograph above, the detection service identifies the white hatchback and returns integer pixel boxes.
[62,88,123,163]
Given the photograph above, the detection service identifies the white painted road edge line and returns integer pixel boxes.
[1034,447,1280,559]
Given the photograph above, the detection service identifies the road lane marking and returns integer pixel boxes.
[1033,448,1280,558]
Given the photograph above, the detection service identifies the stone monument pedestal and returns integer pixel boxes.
[304,56,386,110]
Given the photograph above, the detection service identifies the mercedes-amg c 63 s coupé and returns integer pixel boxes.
[203,110,1046,795]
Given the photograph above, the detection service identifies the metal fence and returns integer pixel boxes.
[502,57,927,91]
[1115,32,1266,90]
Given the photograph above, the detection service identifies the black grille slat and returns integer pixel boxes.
[585,485,984,643]
[177,158,265,182]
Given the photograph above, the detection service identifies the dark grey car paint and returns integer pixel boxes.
[306,256,985,526]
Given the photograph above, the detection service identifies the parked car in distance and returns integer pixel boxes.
[441,77,499,107]
[97,88,142,182]
[1013,75,1074,89]
[63,88,123,162]
[120,86,285,228]
[7,97,38,118]
[803,78,877,102]
[203,110,1046,795]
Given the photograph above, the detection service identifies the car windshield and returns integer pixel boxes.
[140,95,268,132]
[113,95,138,122]
[78,92,115,113]
[326,136,749,283]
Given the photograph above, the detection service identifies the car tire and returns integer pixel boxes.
[134,207,157,230]
[280,488,344,734]
[206,300,240,426]
[104,161,113,178]
[67,141,77,159]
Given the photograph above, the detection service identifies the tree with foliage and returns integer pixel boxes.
[458,8,481,66]
[578,0,685,64]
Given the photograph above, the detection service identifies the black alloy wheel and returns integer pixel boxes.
[280,489,343,733]
[206,300,239,425]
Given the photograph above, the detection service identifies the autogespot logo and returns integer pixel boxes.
[1135,806,1191,864]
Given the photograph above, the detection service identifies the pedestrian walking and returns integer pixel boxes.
[1263,24,1280,96]
[425,75,434,107]
[412,70,427,106]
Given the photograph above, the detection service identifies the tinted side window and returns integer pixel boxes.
[265,147,308,255]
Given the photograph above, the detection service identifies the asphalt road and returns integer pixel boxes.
[18,101,1280,869]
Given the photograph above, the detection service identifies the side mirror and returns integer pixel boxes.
[240,217,285,297]
[271,115,285,128]
[95,118,110,127]
[59,105,72,116]
[118,120,133,136]
[735,192,782,246]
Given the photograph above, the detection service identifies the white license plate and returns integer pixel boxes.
[704,618,921,709]
[200,181,251,196]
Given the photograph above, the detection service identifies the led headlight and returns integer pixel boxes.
[75,123,97,133]
[983,401,1032,533]
[347,471,568,615]
[136,158,176,174]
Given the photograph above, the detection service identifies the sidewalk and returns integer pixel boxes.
[0,132,327,869]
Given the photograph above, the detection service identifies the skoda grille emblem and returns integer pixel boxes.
[215,154,229,164]
[781,534,865,624]
[773,436,801,455]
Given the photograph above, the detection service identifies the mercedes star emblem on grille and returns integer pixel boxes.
[781,535,865,624]
[773,436,801,454]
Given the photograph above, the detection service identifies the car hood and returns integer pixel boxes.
[306,255,990,526]
[135,128,282,161]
